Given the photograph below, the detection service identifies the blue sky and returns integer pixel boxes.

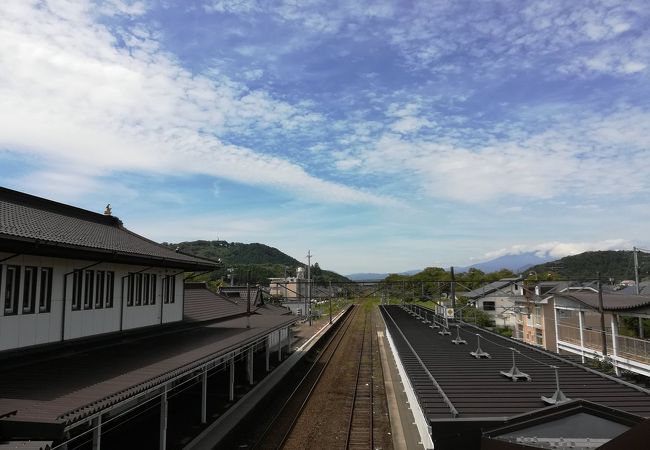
[1,0,649,274]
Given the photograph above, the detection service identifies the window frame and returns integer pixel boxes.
[22,266,37,314]
[105,271,114,308]
[4,265,21,316]
[39,267,53,313]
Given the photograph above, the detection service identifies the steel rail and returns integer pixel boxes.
[344,312,372,449]
[251,305,359,450]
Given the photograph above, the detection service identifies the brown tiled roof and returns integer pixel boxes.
[184,284,248,322]
[184,284,291,322]
[0,187,218,270]
[555,292,650,312]
[0,315,296,433]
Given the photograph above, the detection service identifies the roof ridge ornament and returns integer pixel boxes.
[470,334,491,358]
[541,366,571,405]
[500,348,531,381]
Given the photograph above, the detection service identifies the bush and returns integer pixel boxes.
[495,327,513,338]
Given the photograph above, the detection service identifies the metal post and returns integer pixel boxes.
[329,280,332,324]
[201,367,207,424]
[247,347,254,385]
[307,250,312,326]
[450,267,456,316]
[553,306,560,353]
[246,279,251,329]
[92,415,102,450]
[611,314,620,376]
[278,331,282,362]
[229,357,235,402]
[578,310,586,363]
[159,385,168,450]
[598,273,608,357]
[634,247,640,295]
[286,326,291,352]
[639,317,645,339]
[266,336,270,372]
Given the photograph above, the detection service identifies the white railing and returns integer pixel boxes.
[557,323,650,377]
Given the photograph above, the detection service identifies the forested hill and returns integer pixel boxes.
[527,250,640,280]
[165,240,350,284]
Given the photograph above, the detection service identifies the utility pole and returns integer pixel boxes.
[307,250,312,326]
[246,270,251,329]
[597,272,608,357]
[450,266,456,315]
[329,280,332,324]
[634,247,640,295]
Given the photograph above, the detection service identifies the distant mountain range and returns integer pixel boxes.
[346,270,420,281]
[457,252,556,273]
[346,252,555,281]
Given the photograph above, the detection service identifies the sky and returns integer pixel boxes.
[1,0,649,274]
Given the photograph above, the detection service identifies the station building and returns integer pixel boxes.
[0,187,296,449]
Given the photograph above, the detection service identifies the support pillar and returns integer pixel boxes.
[247,347,254,385]
[553,307,560,354]
[265,336,270,372]
[578,310,586,364]
[611,314,620,376]
[201,367,207,424]
[159,385,168,450]
[92,415,102,450]
[639,317,645,339]
[286,326,291,353]
[229,357,235,402]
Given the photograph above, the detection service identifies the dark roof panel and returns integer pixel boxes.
[555,292,650,312]
[380,305,650,423]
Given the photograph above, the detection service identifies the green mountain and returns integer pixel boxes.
[527,250,641,281]
[165,240,350,284]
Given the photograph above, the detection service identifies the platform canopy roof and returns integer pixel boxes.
[554,291,650,313]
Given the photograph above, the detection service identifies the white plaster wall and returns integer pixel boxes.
[0,252,185,352]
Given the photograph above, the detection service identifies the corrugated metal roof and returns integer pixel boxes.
[555,292,650,312]
[463,278,521,300]
[381,305,650,422]
[0,187,218,270]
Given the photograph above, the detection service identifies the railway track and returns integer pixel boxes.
[251,305,360,450]
[345,311,374,449]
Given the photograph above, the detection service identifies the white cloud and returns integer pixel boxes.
[334,103,650,203]
[0,0,391,206]
[482,239,632,260]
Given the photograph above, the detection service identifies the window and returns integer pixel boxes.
[483,301,496,311]
[135,273,142,306]
[83,270,94,310]
[22,266,37,314]
[143,273,150,305]
[105,271,114,308]
[150,274,156,305]
[535,329,544,346]
[72,270,82,311]
[4,265,20,315]
[163,275,175,304]
[127,273,135,307]
[39,268,53,313]
[95,271,105,309]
